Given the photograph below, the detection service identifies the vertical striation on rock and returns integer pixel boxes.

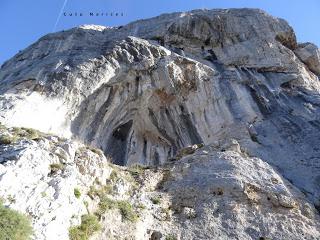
[0,9,320,239]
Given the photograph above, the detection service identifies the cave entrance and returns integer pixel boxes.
[106,120,133,166]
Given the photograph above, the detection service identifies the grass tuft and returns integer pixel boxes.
[69,214,101,240]
[49,163,65,174]
[117,200,138,222]
[109,170,119,182]
[74,188,81,199]
[96,196,138,222]
[127,164,148,177]
[0,135,17,145]
[151,197,161,205]
[166,235,177,240]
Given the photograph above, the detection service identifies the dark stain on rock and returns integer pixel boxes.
[154,150,160,165]
[248,86,272,116]
[87,86,115,141]
[148,108,177,154]
[179,104,203,144]
[143,138,148,163]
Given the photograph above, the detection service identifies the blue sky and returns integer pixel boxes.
[0,0,319,64]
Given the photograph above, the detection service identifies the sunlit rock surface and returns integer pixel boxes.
[0,132,319,240]
[0,8,320,239]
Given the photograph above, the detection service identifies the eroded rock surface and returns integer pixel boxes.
[0,129,319,240]
[0,126,112,240]
[295,42,320,75]
[0,8,320,240]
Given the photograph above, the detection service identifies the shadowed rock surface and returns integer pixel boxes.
[0,8,320,240]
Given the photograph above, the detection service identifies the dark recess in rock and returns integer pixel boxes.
[106,120,133,166]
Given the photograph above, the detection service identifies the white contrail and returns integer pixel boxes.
[53,0,68,32]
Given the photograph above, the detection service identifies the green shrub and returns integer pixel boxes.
[0,126,46,144]
[87,186,99,199]
[109,170,118,182]
[21,128,39,140]
[49,163,65,174]
[87,185,106,199]
[151,197,161,205]
[137,203,146,210]
[11,127,40,140]
[117,200,138,222]
[0,135,17,145]
[74,188,81,199]
[166,235,177,240]
[87,183,114,199]
[12,127,21,133]
[0,203,33,240]
[96,197,138,222]
[7,195,16,204]
[69,214,101,240]
[96,196,116,218]
[127,164,147,177]
[103,184,113,195]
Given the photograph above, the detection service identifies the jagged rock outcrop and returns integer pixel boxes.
[0,126,112,240]
[1,8,320,240]
[295,42,320,75]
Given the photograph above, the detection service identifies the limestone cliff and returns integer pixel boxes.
[0,8,320,240]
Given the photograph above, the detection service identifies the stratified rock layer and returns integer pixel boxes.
[0,8,320,239]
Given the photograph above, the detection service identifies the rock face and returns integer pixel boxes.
[160,145,320,240]
[0,8,320,240]
[295,42,320,75]
[0,131,319,240]
[0,127,112,240]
